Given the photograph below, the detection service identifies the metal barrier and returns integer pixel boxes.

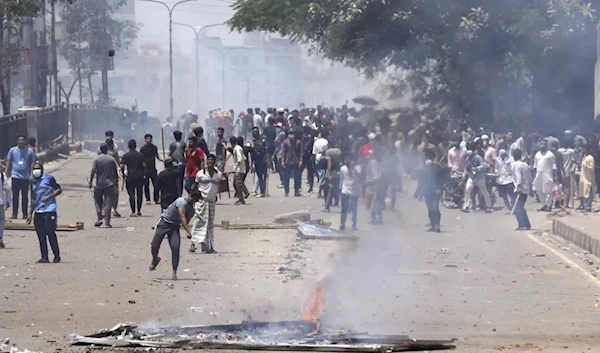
[71,104,123,142]
[37,104,69,149]
[0,104,157,159]
[0,112,29,159]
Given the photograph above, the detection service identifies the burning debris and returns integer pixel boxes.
[301,281,326,322]
[71,320,456,351]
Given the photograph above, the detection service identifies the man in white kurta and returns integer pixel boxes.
[190,154,222,254]
[533,139,557,211]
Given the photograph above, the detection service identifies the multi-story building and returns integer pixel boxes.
[196,32,304,113]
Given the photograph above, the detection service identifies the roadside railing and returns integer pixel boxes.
[0,111,29,159]
[0,104,127,159]
[70,104,124,142]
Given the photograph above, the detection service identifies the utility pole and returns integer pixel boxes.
[51,0,59,105]
[174,22,223,114]
[100,8,110,105]
[22,17,35,106]
[38,0,48,107]
[142,0,197,120]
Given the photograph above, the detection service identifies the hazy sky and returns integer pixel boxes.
[136,0,240,54]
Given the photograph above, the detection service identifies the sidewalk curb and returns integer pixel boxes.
[552,218,600,257]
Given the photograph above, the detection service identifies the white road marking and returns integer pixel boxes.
[527,232,600,288]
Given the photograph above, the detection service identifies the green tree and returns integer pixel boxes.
[228,0,598,129]
[59,0,138,104]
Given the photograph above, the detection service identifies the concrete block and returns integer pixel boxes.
[552,217,600,257]
[274,210,311,224]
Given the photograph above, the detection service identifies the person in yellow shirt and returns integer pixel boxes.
[578,144,595,212]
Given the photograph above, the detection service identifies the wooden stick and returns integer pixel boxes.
[265,169,270,197]
[5,221,84,231]
[510,193,520,215]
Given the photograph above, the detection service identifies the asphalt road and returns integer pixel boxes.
[1,153,599,353]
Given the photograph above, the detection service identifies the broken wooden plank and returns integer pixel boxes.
[218,220,331,230]
[5,220,84,231]
[297,222,358,240]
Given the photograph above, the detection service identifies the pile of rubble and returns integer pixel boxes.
[71,320,456,351]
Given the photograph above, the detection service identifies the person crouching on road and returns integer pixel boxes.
[421,149,444,233]
[27,163,63,263]
[190,154,223,254]
[150,190,201,280]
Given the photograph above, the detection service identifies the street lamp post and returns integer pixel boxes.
[142,0,196,120]
[226,69,270,108]
[201,46,253,108]
[174,22,223,114]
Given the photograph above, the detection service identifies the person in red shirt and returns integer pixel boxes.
[184,136,205,195]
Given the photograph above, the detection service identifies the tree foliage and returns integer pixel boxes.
[228,0,599,129]
[58,0,139,104]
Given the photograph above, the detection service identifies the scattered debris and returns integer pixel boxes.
[71,321,456,351]
[444,265,458,268]
[274,210,311,224]
[125,227,135,232]
[296,223,358,240]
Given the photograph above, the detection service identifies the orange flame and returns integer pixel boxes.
[301,281,326,322]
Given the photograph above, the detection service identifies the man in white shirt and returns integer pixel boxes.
[339,155,361,231]
[312,129,329,198]
[232,136,247,205]
[481,134,497,168]
[511,149,532,230]
[495,149,514,211]
[447,142,467,177]
[190,154,223,254]
[533,138,557,211]
[0,170,12,248]
[558,142,575,208]
[253,107,264,135]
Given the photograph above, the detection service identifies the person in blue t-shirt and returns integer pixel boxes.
[6,135,36,219]
[27,163,62,263]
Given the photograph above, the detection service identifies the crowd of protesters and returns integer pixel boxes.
[3,102,600,279]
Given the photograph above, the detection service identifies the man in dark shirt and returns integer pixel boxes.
[193,126,210,157]
[89,143,118,228]
[140,134,162,204]
[120,139,146,217]
[302,126,315,193]
[215,127,228,172]
[250,127,268,197]
[421,149,444,232]
[169,131,186,196]
[263,118,277,171]
[281,127,304,197]
[157,157,180,211]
